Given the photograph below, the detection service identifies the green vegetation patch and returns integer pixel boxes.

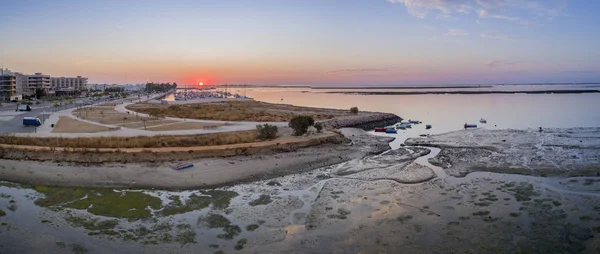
[217,225,242,240]
[65,216,119,231]
[473,211,491,216]
[509,213,521,217]
[175,229,197,245]
[327,208,351,219]
[69,244,88,254]
[235,238,248,250]
[504,183,540,202]
[0,209,5,216]
[34,186,161,221]
[162,190,238,216]
[246,224,259,231]
[397,215,413,223]
[199,214,232,228]
[55,241,67,248]
[65,190,161,221]
[249,195,273,206]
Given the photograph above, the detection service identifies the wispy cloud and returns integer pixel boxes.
[477,9,519,22]
[326,68,388,75]
[447,28,469,36]
[480,32,517,41]
[387,0,567,23]
[485,60,518,68]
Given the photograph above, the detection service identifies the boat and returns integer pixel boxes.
[426,124,432,129]
[173,162,194,170]
[385,128,397,134]
[408,120,421,124]
[373,127,386,132]
[395,122,412,129]
[464,123,477,128]
[479,118,487,123]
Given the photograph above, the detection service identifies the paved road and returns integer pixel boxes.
[0,98,117,134]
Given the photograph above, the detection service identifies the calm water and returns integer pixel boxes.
[246,86,600,136]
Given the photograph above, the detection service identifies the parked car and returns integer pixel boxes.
[16,104,31,111]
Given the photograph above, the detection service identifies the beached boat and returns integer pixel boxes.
[173,162,194,170]
[385,128,397,134]
[479,118,487,123]
[464,123,477,128]
[426,124,432,129]
[374,127,386,132]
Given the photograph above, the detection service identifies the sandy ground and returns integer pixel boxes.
[52,116,110,133]
[143,121,223,131]
[0,129,394,189]
[405,127,600,177]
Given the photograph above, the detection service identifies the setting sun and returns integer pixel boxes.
[198,82,203,86]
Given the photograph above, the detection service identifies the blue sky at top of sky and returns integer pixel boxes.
[0,0,599,86]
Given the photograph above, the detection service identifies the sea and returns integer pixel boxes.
[244,84,600,138]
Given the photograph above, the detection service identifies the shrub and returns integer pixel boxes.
[288,115,315,136]
[256,124,278,140]
[350,106,359,114]
[35,101,41,105]
[314,122,323,133]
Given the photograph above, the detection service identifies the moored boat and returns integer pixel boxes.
[385,128,397,134]
[408,119,421,124]
[374,127,386,132]
[426,124,432,129]
[479,118,487,123]
[464,123,477,128]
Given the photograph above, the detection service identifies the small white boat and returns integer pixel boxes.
[479,118,487,123]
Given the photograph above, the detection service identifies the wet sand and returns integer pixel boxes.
[405,127,600,177]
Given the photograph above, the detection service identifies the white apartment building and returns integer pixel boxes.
[22,73,51,96]
[51,76,88,95]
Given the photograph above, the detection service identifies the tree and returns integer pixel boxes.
[256,124,278,140]
[350,106,359,114]
[35,88,46,99]
[288,115,315,136]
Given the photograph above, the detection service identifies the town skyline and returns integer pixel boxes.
[1,0,599,86]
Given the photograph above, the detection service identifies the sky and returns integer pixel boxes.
[1,0,599,86]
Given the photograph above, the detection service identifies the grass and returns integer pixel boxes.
[175,229,197,245]
[505,183,540,202]
[249,194,273,206]
[162,190,238,216]
[397,215,413,223]
[0,209,5,216]
[199,214,231,228]
[0,131,258,148]
[65,216,119,231]
[34,186,162,221]
[472,211,491,216]
[327,208,352,219]
[235,238,248,250]
[246,224,259,231]
[69,244,88,254]
[217,225,241,240]
[509,212,521,217]
[126,101,346,122]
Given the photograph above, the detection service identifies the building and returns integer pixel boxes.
[23,73,51,96]
[0,68,18,101]
[51,76,88,96]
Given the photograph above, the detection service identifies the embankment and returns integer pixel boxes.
[0,129,394,190]
[321,113,402,130]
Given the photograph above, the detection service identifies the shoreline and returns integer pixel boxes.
[324,89,600,95]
